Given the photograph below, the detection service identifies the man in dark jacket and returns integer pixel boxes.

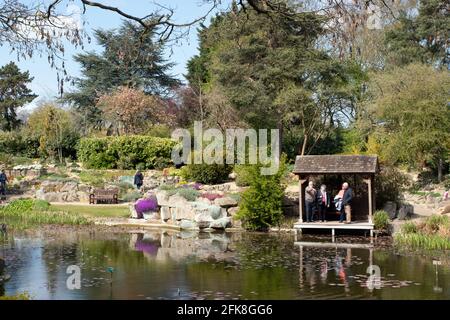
[339,182,353,223]
[134,170,144,191]
[316,184,330,222]
[0,170,7,199]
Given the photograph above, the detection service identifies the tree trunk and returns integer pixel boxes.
[437,158,443,182]
[300,134,308,156]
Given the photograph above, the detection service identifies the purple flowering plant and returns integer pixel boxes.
[135,196,158,214]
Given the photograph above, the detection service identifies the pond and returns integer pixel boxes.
[1,230,449,300]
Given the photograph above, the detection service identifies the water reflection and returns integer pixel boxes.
[0,230,449,300]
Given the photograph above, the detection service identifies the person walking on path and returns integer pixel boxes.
[134,170,144,192]
[0,170,8,200]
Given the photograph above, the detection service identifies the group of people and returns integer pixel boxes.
[304,181,353,223]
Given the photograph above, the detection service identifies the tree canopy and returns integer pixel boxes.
[0,61,36,131]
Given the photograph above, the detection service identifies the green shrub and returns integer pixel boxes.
[234,165,253,186]
[401,221,418,234]
[121,190,142,202]
[0,130,40,158]
[236,155,288,231]
[375,165,411,208]
[181,163,232,184]
[77,136,176,170]
[373,210,390,230]
[175,188,200,201]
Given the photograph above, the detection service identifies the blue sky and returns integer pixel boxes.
[0,0,227,110]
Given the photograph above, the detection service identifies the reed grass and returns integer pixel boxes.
[394,215,450,250]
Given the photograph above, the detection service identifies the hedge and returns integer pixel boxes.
[77,136,177,169]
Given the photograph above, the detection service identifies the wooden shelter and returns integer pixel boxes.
[292,155,379,238]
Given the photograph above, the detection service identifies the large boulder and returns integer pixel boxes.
[383,201,397,219]
[210,217,232,229]
[155,190,170,206]
[41,192,65,203]
[398,203,414,220]
[160,206,171,221]
[63,191,79,202]
[167,194,189,207]
[180,219,198,230]
[438,203,450,215]
[227,206,239,216]
[171,205,196,221]
[60,181,78,193]
[129,204,139,219]
[214,196,238,208]
[40,181,60,193]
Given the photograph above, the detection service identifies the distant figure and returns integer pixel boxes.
[317,184,330,222]
[305,181,317,222]
[0,170,7,199]
[443,191,448,202]
[134,170,144,191]
[339,182,353,223]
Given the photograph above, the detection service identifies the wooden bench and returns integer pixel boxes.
[89,188,119,204]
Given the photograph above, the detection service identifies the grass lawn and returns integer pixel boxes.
[51,204,129,218]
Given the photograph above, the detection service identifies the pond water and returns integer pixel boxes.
[1,230,449,300]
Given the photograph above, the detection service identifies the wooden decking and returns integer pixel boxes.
[293,220,374,240]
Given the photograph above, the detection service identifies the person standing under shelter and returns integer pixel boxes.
[317,184,330,222]
[305,181,317,222]
[339,182,353,223]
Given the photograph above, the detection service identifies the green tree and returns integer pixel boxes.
[384,0,449,68]
[0,62,37,131]
[186,4,364,157]
[236,155,288,231]
[63,21,180,130]
[364,63,450,180]
[25,103,79,162]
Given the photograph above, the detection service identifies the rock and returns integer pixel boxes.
[214,196,238,208]
[171,205,196,221]
[168,194,189,207]
[160,206,171,221]
[155,190,170,206]
[144,211,160,220]
[227,206,239,216]
[35,188,45,200]
[197,221,211,229]
[40,181,60,193]
[194,211,215,224]
[438,203,450,215]
[398,203,414,220]
[64,191,79,202]
[210,217,232,229]
[44,192,65,202]
[77,191,90,203]
[60,182,78,193]
[197,197,212,205]
[383,201,397,219]
[208,205,222,220]
[180,219,198,230]
[78,184,92,193]
[129,204,139,219]
[229,172,237,179]
[426,194,435,204]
